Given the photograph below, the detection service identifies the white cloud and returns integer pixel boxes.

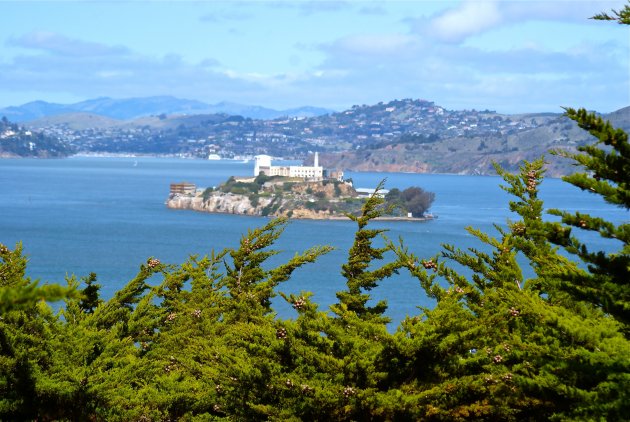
[428,0,503,43]
[414,0,627,44]
[0,35,263,105]
[9,31,129,57]
[2,25,626,113]
[1,0,627,114]
[313,21,629,113]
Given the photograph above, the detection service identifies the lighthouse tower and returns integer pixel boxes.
[314,151,319,168]
[254,155,272,176]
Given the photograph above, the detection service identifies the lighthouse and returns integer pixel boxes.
[254,155,272,176]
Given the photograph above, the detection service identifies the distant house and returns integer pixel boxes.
[326,169,345,182]
[170,182,196,195]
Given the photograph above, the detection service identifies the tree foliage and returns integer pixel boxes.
[384,186,435,217]
[1,4,629,420]
[546,107,630,331]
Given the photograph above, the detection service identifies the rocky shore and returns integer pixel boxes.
[167,191,351,220]
[166,191,434,221]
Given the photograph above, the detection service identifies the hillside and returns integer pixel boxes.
[606,105,630,128]
[0,117,74,158]
[9,97,630,175]
[27,112,124,130]
[318,113,601,176]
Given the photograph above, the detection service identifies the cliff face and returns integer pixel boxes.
[168,192,262,215]
[166,191,346,219]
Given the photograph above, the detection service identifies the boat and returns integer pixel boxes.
[207,154,221,160]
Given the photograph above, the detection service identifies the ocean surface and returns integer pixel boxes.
[1,157,626,326]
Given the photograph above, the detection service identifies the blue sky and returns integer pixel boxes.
[1,0,628,113]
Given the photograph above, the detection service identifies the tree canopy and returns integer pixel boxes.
[384,186,435,217]
[1,3,629,420]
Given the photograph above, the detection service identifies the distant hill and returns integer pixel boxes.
[0,96,335,122]
[65,96,211,120]
[606,106,630,128]
[199,102,333,120]
[0,117,74,158]
[28,112,124,130]
[8,97,629,176]
[0,101,72,122]
[317,106,630,177]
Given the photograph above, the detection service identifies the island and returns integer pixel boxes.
[166,154,435,221]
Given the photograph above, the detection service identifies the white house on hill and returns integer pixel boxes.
[254,152,324,181]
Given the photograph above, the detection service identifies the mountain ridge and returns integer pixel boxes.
[0,96,335,122]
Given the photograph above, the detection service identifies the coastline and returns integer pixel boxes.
[166,195,436,222]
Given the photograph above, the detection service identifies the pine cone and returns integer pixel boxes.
[292,297,306,310]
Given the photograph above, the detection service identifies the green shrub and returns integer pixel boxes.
[202,187,214,201]
[334,182,342,197]
[249,194,259,207]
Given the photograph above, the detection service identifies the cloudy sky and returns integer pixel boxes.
[1,0,628,113]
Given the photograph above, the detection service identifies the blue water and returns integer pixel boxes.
[1,157,626,325]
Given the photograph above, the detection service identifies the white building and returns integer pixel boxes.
[355,188,389,198]
[254,152,324,180]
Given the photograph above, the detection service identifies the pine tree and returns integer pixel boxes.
[542,3,630,332]
[392,159,630,420]
[545,108,630,330]
[0,243,75,419]
[332,180,402,323]
[0,243,70,312]
[94,218,333,420]
[78,272,102,314]
[592,2,630,24]
[262,186,406,420]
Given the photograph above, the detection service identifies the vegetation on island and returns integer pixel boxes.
[193,173,436,219]
[1,5,629,421]
[384,186,435,218]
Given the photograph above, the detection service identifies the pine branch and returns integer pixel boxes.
[591,2,630,24]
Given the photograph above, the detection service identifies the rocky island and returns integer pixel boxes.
[166,154,435,220]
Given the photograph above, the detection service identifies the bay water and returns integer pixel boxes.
[1,157,626,326]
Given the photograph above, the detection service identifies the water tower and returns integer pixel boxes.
[254,155,272,176]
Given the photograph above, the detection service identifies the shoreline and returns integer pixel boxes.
[167,206,435,222]
[0,153,502,177]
